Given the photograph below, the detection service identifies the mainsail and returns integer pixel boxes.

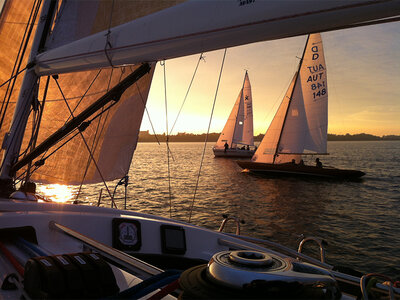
[35,1,400,75]
[0,0,181,184]
[215,71,253,149]
[252,33,327,164]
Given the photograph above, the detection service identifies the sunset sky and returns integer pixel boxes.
[142,22,400,137]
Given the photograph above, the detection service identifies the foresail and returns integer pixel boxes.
[278,33,328,155]
[215,89,242,149]
[252,73,297,164]
[21,64,155,185]
[241,72,254,146]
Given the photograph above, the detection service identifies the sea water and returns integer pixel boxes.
[56,141,400,278]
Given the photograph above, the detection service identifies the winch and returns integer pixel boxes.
[179,250,341,299]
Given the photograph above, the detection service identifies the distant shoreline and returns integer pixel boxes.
[138,131,400,143]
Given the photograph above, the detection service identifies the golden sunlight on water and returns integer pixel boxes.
[37,184,75,203]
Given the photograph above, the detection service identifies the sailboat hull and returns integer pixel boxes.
[237,161,365,179]
[213,148,255,158]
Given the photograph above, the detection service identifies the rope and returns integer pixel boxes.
[130,65,161,145]
[74,69,109,203]
[161,60,173,218]
[0,0,40,130]
[188,49,227,223]
[24,76,50,183]
[169,53,204,135]
[0,0,41,176]
[26,92,121,181]
[104,0,115,68]
[52,76,118,209]
[0,67,27,89]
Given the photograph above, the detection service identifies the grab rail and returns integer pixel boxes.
[218,214,244,235]
[297,236,327,263]
[361,273,395,300]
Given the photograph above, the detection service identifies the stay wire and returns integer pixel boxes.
[188,49,227,223]
[24,76,50,183]
[74,69,111,203]
[169,53,204,135]
[130,65,161,146]
[161,61,173,218]
[0,0,41,130]
[52,76,118,209]
[104,0,115,68]
[22,98,118,183]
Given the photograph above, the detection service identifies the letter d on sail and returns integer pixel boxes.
[311,45,319,60]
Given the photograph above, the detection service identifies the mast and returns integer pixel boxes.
[272,35,310,164]
[0,0,56,186]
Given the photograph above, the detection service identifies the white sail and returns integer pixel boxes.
[279,33,328,155]
[35,1,400,75]
[252,33,326,164]
[231,91,246,147]
[252,73,298,164]
[241,72,254,146]
[215,71,253,149]
[215,86,243,149]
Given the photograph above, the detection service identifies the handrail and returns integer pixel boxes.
[218,215,243,235]
[297,236,327,263]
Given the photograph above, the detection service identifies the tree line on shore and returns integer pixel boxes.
[138,131,400,143]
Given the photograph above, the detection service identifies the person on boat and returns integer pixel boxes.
[291,159,296,164]
[224,142,229,152]
[246,145,250,151]
[241,146,245,150]
[299,159,305,166]
[316,158,322,168]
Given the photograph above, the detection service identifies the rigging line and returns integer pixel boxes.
[25,76,50,183]
[188,49,227,223]
[21,69,129,182]
[169,53,204,135]
[135,82,160,145]
[0,67,27,89]
[28,99,118,180]
[0,74,39,174]
[162,60,173,218]
[0,0,41,130]
[75,68,114,202]
[68,69,103,122]
[52,77,118,209]
[104,0,115,68]
[19,130,79,182]
[130,65,161,146]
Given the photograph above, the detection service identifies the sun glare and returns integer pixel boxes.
[37,184,75,203]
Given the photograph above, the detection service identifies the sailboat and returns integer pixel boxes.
[0,1,399,299]
[213,71,255,158]
[237,33,365,179]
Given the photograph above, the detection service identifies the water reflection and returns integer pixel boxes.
[38,141,399,277]
[37,184,76,203]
